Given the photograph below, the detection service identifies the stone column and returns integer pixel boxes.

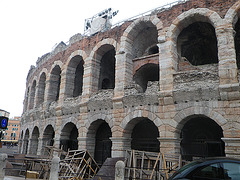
[49,156,60,180]
[222,138,240,158]
[20,139,25,154]
[115,160,125,180]
[158,37,176,105]
[53,137,61,149]
[216,26,240,100]
[78,137,87,150]
[111,137,131,157]
[18,139,22,153]
[159,137,181,156]
[37,137,43,155]
[0,154,7,180]
[27,138,32,154]
[114,51,132,98]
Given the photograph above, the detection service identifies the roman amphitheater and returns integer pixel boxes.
[19,0,240,164]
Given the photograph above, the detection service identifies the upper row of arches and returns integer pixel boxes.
[24,4,240,112]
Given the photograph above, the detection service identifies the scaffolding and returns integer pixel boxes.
[59,150,99,180]
[124,150,184,180]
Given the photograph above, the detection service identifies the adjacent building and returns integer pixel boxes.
[3,116,21,144]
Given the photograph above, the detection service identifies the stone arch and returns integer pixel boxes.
[23,86,30,112]
[120,109,162,152]
[120,109,163,130]
[85,113,114,130]
[225,1,240,69]
[30,126,39,155]
[63,51,87,98]
[36,72,47,107]
[36,69,48,107]
[42,124,55,153]
[177,114,225,160]
[174,106,227,138]
[60,122,78,151]
[119,15,162,85]
[225,1,240,25]
[28,77,37,110]
[47,61,63,102]
[167,8,222,71]
[89,38,119,91]
[86,118,112,165]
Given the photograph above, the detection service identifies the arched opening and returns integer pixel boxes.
[133,63,159,92]
[180,116,225,161]
[24,87,30,112]
[60,122,78,152]
[66,55,84,98]
[36,72,46,107]
[98,47,116,90]
[42,125,55,154]
[234,17,240,69]
[48,65,61,102]
[29,80,36,110]
[30,127,39,155]
[177,22,218,66]
[131,118,160,152]
[94,122,112,165]
[87,120,112,165]
[23,129,29,154]
[132,23,158,58]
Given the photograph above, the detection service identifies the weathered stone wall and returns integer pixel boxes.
[20,0,240,159]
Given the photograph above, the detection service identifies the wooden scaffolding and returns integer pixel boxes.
[59,149,100,180]
[124,149,183,180]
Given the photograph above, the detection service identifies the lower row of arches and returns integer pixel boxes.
[20,115,225,164]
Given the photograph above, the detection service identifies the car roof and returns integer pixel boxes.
[169,157,240,179]
[192,157,240,164]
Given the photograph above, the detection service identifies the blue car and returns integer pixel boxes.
[169,157,240,180]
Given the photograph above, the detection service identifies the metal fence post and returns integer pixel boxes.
[115,160,125,180]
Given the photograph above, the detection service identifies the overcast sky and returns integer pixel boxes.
[0,0,176,118]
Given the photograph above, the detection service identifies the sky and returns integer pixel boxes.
[0,0,177,118]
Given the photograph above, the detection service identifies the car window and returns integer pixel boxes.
[192,163,224,180]
[222,162,240,180]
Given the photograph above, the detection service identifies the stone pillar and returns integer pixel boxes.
[114,51,131,98]
[222,138,240,158]
[115,160,125,180]
[27,138,32,154]
[158,37,176,105]
[18,139,22,153]
[111,137,131,157]
[78,137,87,150]
[53,137,61,149]
[0,154,7,180]
[49,156,60,180]
[159,137,181,156]
[216,26,240,100]
[81,57,92,102]
[36,137,43,155]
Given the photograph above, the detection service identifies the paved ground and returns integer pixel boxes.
[4,176,39,180]
[0,145,19,154]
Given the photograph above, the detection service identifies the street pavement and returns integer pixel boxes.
[0,145,18,154]
[4,176,39,180]
[1,146,39,180]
